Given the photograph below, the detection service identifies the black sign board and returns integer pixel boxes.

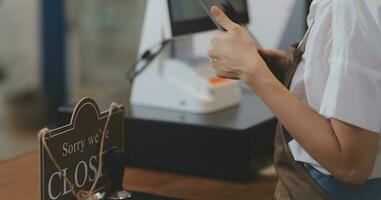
[39,98,124,200]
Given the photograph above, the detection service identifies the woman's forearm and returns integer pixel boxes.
[243,61,343,167]
[241,59,374,185]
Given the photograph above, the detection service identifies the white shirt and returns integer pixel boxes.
[289,0,381,179]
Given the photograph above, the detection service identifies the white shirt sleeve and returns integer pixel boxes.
[319,0,381,133]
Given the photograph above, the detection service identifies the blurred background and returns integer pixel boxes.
[0,0,312,161]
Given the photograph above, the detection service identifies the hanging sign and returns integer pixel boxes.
[39,98,125,200]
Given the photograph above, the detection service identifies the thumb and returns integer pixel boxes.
[211,6,237,32]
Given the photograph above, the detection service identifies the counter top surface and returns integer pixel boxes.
[0,152,277,200]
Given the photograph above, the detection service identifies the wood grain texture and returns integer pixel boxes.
[0,152,277,200]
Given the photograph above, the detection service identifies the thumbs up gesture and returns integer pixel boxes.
[208,6,266,83]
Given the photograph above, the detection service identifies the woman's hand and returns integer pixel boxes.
[258,48,289,72]
[207,6,266,82]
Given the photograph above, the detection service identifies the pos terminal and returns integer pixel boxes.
[131,0,251,113]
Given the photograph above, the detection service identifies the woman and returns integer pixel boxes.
[207,1,381,199]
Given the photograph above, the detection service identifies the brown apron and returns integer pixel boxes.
[273,25,332,200]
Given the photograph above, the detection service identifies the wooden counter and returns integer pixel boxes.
[0,152,277,200]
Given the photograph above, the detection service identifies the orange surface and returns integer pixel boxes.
[208,77,231,85]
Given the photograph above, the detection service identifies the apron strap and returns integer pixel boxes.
[284,21,315,89]
[284,21,315,143]
[274,20,331,199]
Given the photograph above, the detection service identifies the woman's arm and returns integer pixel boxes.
[208,6,379,186]
[244,63,379,186]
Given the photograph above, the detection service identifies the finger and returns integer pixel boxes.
[216,71,239,80]
[210,6,238,32]
[258,49,285,64]
[210,63,239,80]
[259,49,287,59]
[207,48,220,59]
[257,48,277,57]
[209,58,219,64]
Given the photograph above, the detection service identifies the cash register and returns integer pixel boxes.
[131,0,252,113]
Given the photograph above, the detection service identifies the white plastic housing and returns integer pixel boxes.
[131,0,241,113]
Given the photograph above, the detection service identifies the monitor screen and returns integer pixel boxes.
[168,0,249,37]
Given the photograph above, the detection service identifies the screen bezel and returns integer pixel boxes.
[168,0,249,37]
